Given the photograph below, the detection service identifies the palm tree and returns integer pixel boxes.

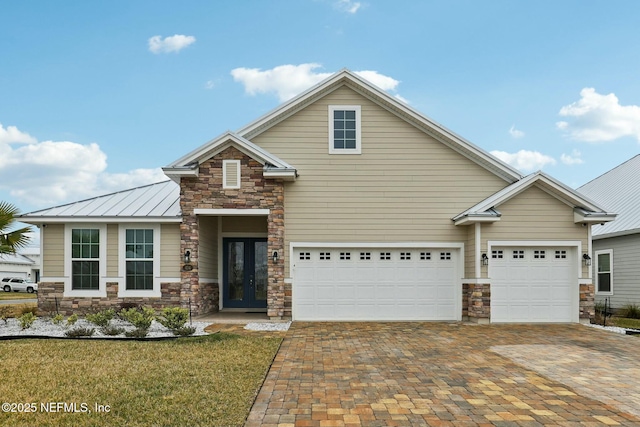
[0,201,32,254]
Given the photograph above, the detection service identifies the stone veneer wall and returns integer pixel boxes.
[37,281,184,316]
[465,282,490,323]
[580,283,595,322]
[179,146,286,318]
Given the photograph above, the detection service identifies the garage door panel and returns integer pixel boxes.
[293,247,459,321]
[491,246,576,323]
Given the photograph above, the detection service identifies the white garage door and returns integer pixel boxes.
[490,247,577,323]
[292,247,460,321]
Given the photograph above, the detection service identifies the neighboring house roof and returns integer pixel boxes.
[578,154,640,239]
[164,132,297,182]
[0,252,35,266]
[19,180,181,223]
[453,171,616,225]
[167,69,523,184]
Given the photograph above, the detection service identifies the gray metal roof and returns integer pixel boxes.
[0,253,35,266]
[19,180,181,222]
[578,154,640,238]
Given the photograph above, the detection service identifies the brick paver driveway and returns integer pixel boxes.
[246,323,640,427]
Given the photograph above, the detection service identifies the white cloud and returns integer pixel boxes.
[231,63,401,102]
[556,88,640,142]
[0,123,167,208]
[0,123,37,144]
[560,149,584,165]
[508,125,524,139]
[334,0,362,13]
[148,34,196,54]
[490,149,556,172]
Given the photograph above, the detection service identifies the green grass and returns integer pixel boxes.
[610,316,640,329]
[0,292,37,300]
[0,332,282,427]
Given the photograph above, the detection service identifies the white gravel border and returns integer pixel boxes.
[0,318,211,339]
[244,321,291,331]
[585,323,640,335]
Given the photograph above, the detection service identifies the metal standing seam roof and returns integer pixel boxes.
[578,154,640,238]
[0,253,35,265]
[18,180,181,220]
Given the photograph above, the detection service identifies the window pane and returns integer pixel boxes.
[334,140,344,150]
[126,260,153,290]
[345,110,356,119]
[145,229,153,243]
[334,120,345,130]
[136,229,144,242]
[345,140,356,149]
[345,120,356,129]
[72,230,81,243]
[72,260,99,290]
[598,273,611,292]
[598,253,610,272]
[334,110,344,119]
[346,130,356,139]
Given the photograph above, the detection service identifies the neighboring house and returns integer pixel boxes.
[0,248,40,282]
[578,155,640,309]
[19,69,616,323]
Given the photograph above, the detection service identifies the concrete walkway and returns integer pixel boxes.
[246,323,640,427]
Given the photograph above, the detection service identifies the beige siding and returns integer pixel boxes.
[197,217,218,280]
[106,224,118,277]
[465,226,476,279]
[221,216,268,233]
[482,185,589,277]
[42,224,64,276]
[251,86,509,274]
[160,224,181,277]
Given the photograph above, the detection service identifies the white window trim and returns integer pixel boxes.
[223,159,241,189]
[63,224,107,298]
[595,249,613,296]
[118,224,161,298]
[328,105,361,155]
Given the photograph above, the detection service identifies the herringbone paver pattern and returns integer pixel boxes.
[245,323,640,427]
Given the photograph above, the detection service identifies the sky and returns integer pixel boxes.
[2,0,640,225]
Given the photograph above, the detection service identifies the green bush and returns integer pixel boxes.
[120,307,155,330]
[18,312,37,330]
[100,325,125,336]
[66,313,78,326]
[620,303,640,319]
[86,308,116,327]
[173,326,196,336]
[125,328,149,338]
[65,327,95,338]
[157,307,189,331]
[51,314,64,325]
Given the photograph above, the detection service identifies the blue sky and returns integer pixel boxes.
[2,0,640,218]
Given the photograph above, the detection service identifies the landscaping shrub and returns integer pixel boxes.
[125,328,149,338]
[66,313,79,326]
[620,303,640,319]
[157,307,189,331]
[172,326,196,336]
[51,314,64,325]
[64,327,95,338]
[18,312,37,330]
[100,325,125,336]
[86,308,116,327]
[120,307,155,331]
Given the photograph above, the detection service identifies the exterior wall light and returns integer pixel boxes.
[184,250,191,264]
[583,253,592,266]
[481,253,489,266]
[272,251,278,263]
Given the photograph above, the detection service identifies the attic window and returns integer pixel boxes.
[329,105,361,154]
[223,160,241,189]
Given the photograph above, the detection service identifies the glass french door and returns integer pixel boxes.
[223,238,268,308]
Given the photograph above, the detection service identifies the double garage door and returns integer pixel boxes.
[490,247,577,323]
[292,245,578,323]
[293,247,460,321]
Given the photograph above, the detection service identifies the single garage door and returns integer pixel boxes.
[292,247,460,321]
[490,247,577,323]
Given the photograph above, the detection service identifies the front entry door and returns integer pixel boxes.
[223,238,268,309]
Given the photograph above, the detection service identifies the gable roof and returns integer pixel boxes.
[163,131,297,181]
[0,252,35,266]
[578,154,640,238]
[165,69,523,184]
[18,180,181,223]
[453,171,616,225]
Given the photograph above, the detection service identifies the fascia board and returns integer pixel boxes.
[19,217,182,224]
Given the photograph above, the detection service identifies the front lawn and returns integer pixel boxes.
[0,292,37,300]
[0,333,282,427]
